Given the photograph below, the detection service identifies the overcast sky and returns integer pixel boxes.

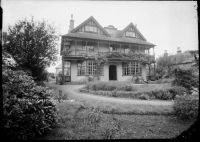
[2,0,198,73]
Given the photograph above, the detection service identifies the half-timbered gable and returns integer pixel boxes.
[70,16,110,36]
[120,23,146,41]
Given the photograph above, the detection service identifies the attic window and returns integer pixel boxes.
[85,25,97,33]
[125,31,136,38]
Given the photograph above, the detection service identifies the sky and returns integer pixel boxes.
[2,0,198,73]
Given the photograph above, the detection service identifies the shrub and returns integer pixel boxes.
[168,86,187,97]
[139,94,150,100]
[173,68,199,94]
[118,85,136,91]
[88,76,94,82]
[3,69,57,140]
[173,95,199,121]
[111,90,118,97]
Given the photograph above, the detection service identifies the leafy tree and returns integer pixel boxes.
[173,68,199,94]
[155,55,174,78]
[3,18,58,81]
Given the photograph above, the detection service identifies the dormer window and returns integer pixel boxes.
[125,31,136,38]
[85,25,97,33]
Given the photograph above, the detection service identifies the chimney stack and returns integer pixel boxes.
[68,14,74,33]
[177,47,181,54]
[164,50,168,56]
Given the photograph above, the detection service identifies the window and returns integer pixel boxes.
[122,63,129,76]
[113,47,117,52]
[77,61,86,75]
[125,31,136,38]
[122,62,141,76]
[64,68,70,76]
[110,47,117,52]
[87,46,94,52]
[77,60,103,76]
[125,48,129,54]
[85,26,97,33]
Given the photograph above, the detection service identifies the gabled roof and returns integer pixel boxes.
[63,16,155,47]
[63,32,155,46]
[70,16,110,36]
[119,23,147,41]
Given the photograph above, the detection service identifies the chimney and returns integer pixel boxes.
[164,50,168,56]
[177,47,181,54]
[68,14,74,33]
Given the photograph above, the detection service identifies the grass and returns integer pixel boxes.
[38,82,195,139]
[85,81,172,92]
[82,82,183,100]
[36,99,194,139]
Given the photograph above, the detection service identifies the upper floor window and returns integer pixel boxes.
[85,26,98,33]
[110,47,117,52]
[87,46,94,52]
[124,48,129,54]
[125,31,136,38]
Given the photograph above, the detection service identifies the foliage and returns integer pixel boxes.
[173,68,199,94]
[155,51,197,79]
[83,82,186,100]
[173,95,199,121]
[85,81,137,91]
[105,52,155,64]
[56,74,65,85]
[3,69,57,140]
[3,17,58,81]
[149,78,174,84]
[155,55,174,79]
[39,99,193,139]
[139,94,150,100]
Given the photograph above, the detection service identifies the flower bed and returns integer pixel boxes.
[81,82,187,100]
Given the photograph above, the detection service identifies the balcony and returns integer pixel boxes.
[62,48,155,64]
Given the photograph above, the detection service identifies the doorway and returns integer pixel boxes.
[109,65,117,80]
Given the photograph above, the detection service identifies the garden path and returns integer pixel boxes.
[47,82,174,114]
[48,82,174,106]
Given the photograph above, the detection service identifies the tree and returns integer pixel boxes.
[3,18,58,81]
[156,55,174,79]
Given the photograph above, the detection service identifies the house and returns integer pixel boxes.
[60,15,156,83]
[170,49,199,70]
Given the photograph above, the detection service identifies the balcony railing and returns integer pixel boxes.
[62,49,155,63]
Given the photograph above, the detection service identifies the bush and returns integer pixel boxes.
[84,82,186,100]
[139,94,150,100]
[3,69,57,140]
[118,85,136,91]
[173,68,199,94]
[173,95,199,121]
[168,86,187,97]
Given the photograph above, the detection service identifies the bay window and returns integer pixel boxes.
[122,62,141,76]
[77,60,103,76]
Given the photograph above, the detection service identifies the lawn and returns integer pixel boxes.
[37,100,194,139]
[37,82,196,139]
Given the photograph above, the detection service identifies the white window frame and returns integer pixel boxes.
[122,62,141,76]
[125,31,136,38]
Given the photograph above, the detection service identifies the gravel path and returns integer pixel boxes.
[57,84,174,106]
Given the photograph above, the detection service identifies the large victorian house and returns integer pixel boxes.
[60,15,156,83]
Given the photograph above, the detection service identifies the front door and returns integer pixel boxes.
[109,65,117,80]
